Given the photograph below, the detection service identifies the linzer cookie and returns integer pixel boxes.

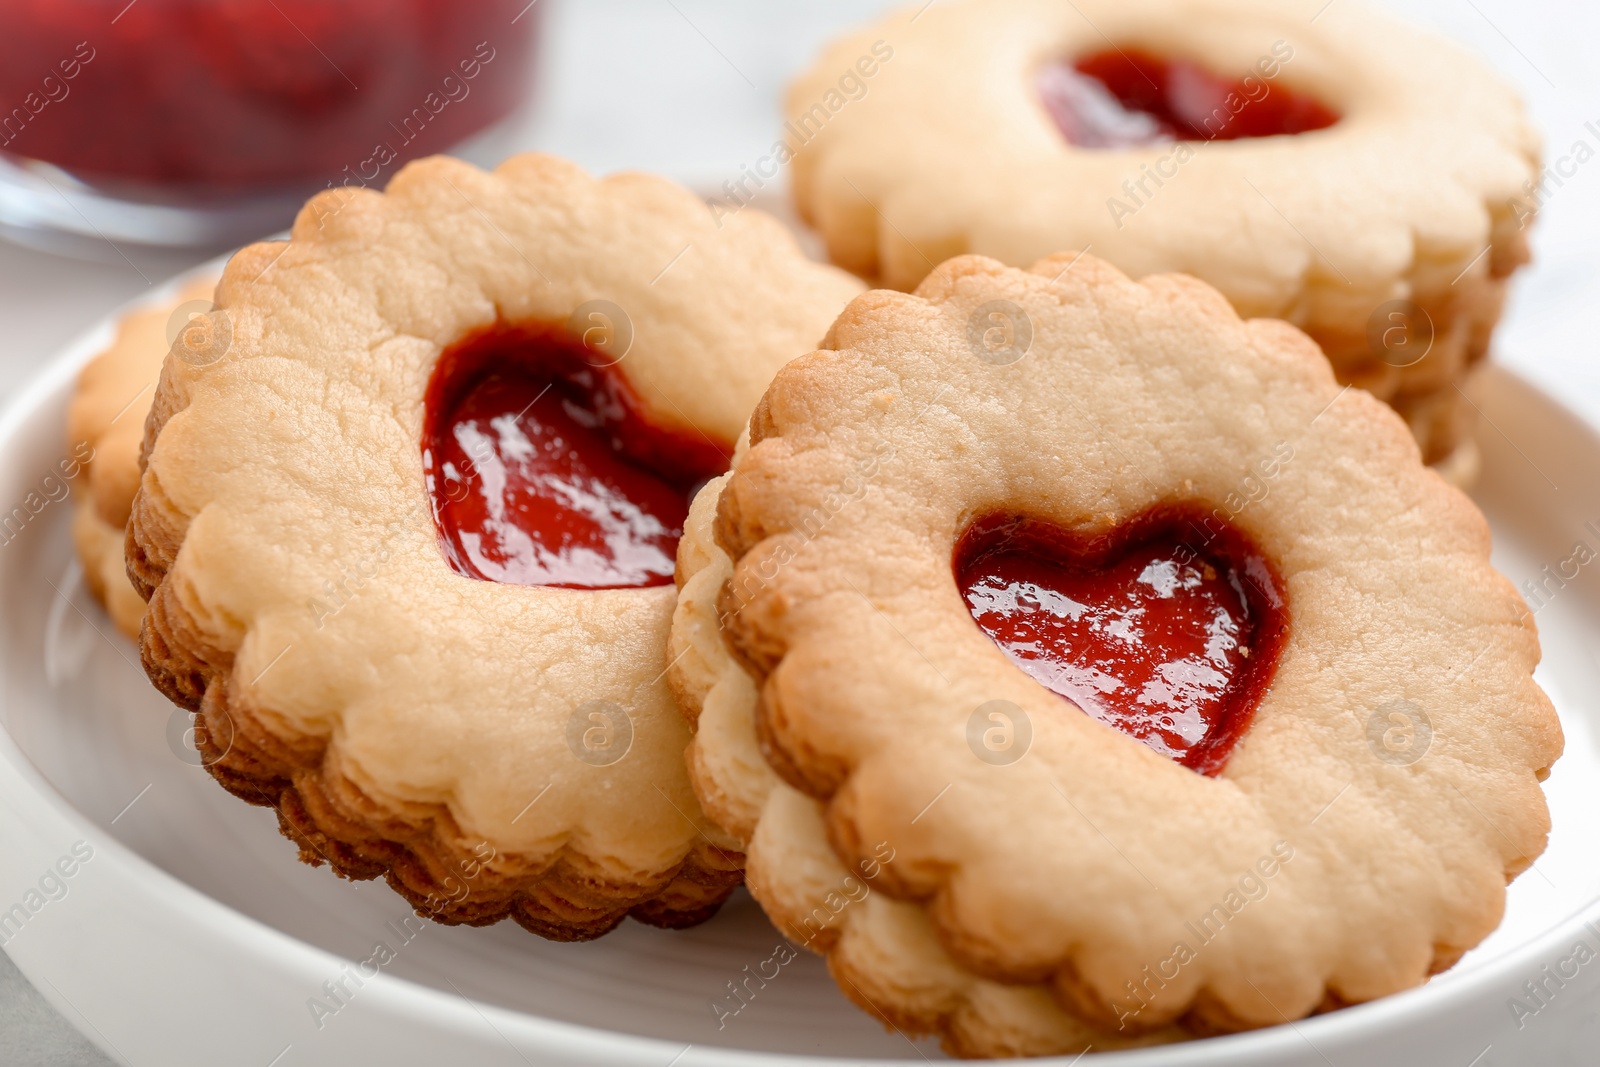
[683,253,1559,1051]
[126,153,862,939]
[784,0,1540,470]
[67,274,219,638]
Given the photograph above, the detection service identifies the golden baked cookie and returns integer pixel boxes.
[126,153,863,939]
[785,0,1538,466]
[691,253,1560,1046]
[67,275,219,638]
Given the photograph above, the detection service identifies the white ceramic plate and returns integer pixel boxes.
[3,271,1600,1066]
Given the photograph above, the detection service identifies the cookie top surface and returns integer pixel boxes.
[788,0,1537,304]
[710,252,1560,1030]
[132,154,862,904]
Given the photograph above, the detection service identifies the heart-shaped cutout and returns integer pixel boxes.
[955,511,1287,774]
[423,321,729,589]
[1039,48,1338,149]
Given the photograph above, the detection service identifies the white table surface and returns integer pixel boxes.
[1,0,1596,1062]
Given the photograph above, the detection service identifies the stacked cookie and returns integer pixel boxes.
[120,155,861,938]
[72,0,1560,1059]
[784,0,1538,475]
[669,253,1557,1054]
[67,275,218,639]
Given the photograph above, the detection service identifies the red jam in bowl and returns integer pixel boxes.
[1039,48,1337,148]
[423,323,730,590]
[955,511,1287,775]
[0,0,536,187]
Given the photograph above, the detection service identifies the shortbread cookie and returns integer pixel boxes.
[127,153,863,938]
[700,253,1559,1042]
[672,472,1186,1057]
[786,0,1539,466]
[67,275,219,638]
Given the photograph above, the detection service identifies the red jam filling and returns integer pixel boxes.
[422,323,729,590]
[1039,49,1338,148]
[955,511,1287,775]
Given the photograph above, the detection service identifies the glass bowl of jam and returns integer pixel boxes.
[0,0,539,254]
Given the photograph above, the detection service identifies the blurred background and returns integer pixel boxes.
[0,0,1597,1061]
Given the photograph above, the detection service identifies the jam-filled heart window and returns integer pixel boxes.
[423,320,730,589]
[1039,48,1338,148]
[955,509,1288,775]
